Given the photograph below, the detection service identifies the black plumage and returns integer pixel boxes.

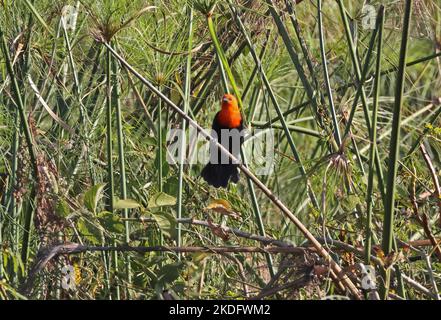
[200,111,244,188]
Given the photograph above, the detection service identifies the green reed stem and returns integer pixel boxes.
[381,0,412,299]
[336,0,386,202]
[365,6,384,265]
[177,6,194,257]
[112,47,132,296]
[104,45,115,298]
[317,0,341,146]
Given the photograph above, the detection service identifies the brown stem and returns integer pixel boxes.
[420,143,441,225]
[409,164,441,260]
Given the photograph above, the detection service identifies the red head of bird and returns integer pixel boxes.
[218,94,241,128]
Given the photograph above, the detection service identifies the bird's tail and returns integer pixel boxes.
[201,163,239,188]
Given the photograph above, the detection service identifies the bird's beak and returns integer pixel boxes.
[222,97,229,103]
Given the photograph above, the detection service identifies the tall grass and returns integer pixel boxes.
[0,0,440,300]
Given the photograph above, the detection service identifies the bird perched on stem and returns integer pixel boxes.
[201,94,244,188]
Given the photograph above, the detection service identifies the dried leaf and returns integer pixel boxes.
[204,199,241,220]
[373,246,385,259]
[383,251,405,269]
[207,219,229,241]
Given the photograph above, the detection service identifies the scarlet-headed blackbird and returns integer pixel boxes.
[201,94,243,188]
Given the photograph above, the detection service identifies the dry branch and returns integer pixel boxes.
[20,243,307,296]
[132,217,293,247]
[21,231,439,299]
[314,237,439,299]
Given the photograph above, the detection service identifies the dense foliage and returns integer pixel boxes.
[0,0,440,300]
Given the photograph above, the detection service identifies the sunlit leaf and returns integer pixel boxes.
[154,262,184,294]
[204,199,241,220]
[148,192,177,208]
[56,199,70,218]
[152,211,176,239]
[98,211,125,234]
[84,183,106,214]
[77,218,103,245]
[113,197,141,209]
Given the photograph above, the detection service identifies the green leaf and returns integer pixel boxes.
[164,177,179,196]
[77,218,102,245]
[152,211,176,239]
[97,211,125,234]
[56,199,70,218]
[148,192,176,208]
[192,252,209,265]
[114,197,141,209]
[341,194,361,212]
[144,135,157,146]
[154,262,184,293]
[84,183,106,214]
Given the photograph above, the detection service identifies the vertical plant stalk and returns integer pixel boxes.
[285,0,319,89]
[206,11,243,109]
[242,30,270,101]
[342,20,379,138]
[157,85,164,248]
[0,32,38,176]
[216,48,229,92]
[113,49,132,294]
[105,48,115,213]
[210,13,276,276]
[229,2,319,209]
[9,113,20,253]
[1,30,39,271]
[105,46,115,298]
[340,9,381,176]
[265,0,323,127]
[241,150,276,277]
[210,4,274,276]
[9,112,21,284]
[336,0,386,202]
[61,16,80,95]
[104,43,362,299]
[365,6,384,265]
[381,0,412,299]
[157,89,163,193]
[112,243,120,299]
[317,0,341,146]
[177,6,194,256]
